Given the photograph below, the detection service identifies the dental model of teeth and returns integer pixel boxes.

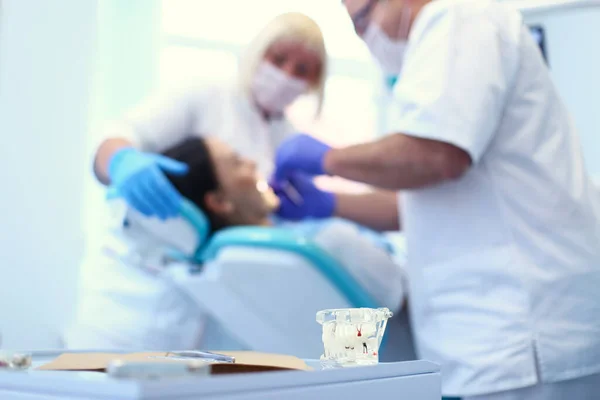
[317,308,393,367]
[321,322,380,366]
[0,352,32,370]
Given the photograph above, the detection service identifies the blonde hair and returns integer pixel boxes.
[238,12,328,116]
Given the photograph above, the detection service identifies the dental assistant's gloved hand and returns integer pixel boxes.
[271,173,336,221]
[108,147,189,220]
[274,134,331,180]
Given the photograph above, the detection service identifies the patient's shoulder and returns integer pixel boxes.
[273,217,391,253]
[322,218,392,253]
[301,218,391,255]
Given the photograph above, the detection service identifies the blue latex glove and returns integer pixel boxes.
[271,173,336,221]
[274,134,331,180]
[108,147,189,220]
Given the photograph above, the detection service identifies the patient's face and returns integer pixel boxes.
[205,138,275,225]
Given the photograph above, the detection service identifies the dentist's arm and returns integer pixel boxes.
[91,88,201,219]
[335,190,400,231]
[94,87,198,185]
[323,133,471,190]
[273,173,399,232]
[94,137,134,184]
[275,133,471,192]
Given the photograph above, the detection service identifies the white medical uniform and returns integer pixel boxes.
[111,82,295,177]
[385,0,600,397]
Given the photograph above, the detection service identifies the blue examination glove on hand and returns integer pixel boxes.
[274,134,331,180]
[271,173,336,221]
[108,147,189,220]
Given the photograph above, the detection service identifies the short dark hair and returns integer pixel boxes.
[162,136,229,236]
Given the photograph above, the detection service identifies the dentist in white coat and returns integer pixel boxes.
[271,0,600,399]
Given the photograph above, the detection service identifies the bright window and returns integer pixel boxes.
[158,46,239,89]
[161,0,373,61]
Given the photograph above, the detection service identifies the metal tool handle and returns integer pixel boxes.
[168,350,235,363]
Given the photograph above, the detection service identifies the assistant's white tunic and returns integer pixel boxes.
[386,0,600,396]
[111,82,295,177]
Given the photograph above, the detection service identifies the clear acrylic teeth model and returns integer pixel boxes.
[0,351,32,370]
[316,308,393,368]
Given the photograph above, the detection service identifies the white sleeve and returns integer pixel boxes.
[388,11,518,163]
[109,86,209,153]
[312,221,407,312]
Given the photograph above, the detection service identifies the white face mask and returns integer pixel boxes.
[363,23,407,76]
[362,6,412,76]
[252,61,308,114]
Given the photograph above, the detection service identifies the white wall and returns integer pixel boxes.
[519,2,600,177]
[0,0,98,348]
[84,0,161,244]
[0,0,162,348]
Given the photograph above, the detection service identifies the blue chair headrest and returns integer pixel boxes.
[179,198,211,260]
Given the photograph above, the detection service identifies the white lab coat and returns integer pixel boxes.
[65,206,407,351]
[110,82,295,177]
[385,0,600,397]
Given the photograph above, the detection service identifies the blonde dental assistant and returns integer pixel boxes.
[272,0,600,399]
[93,12,326,220]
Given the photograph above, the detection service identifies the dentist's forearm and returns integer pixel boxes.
[335,190,400,232]
[322,133,471,190]
[94,137,134,185]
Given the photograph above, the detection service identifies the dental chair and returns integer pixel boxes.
[122,198,416,361]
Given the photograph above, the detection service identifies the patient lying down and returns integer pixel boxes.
[162,136,280,236]
[162,136,406,311]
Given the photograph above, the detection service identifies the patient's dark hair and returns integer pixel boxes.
[162,136,228,235]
